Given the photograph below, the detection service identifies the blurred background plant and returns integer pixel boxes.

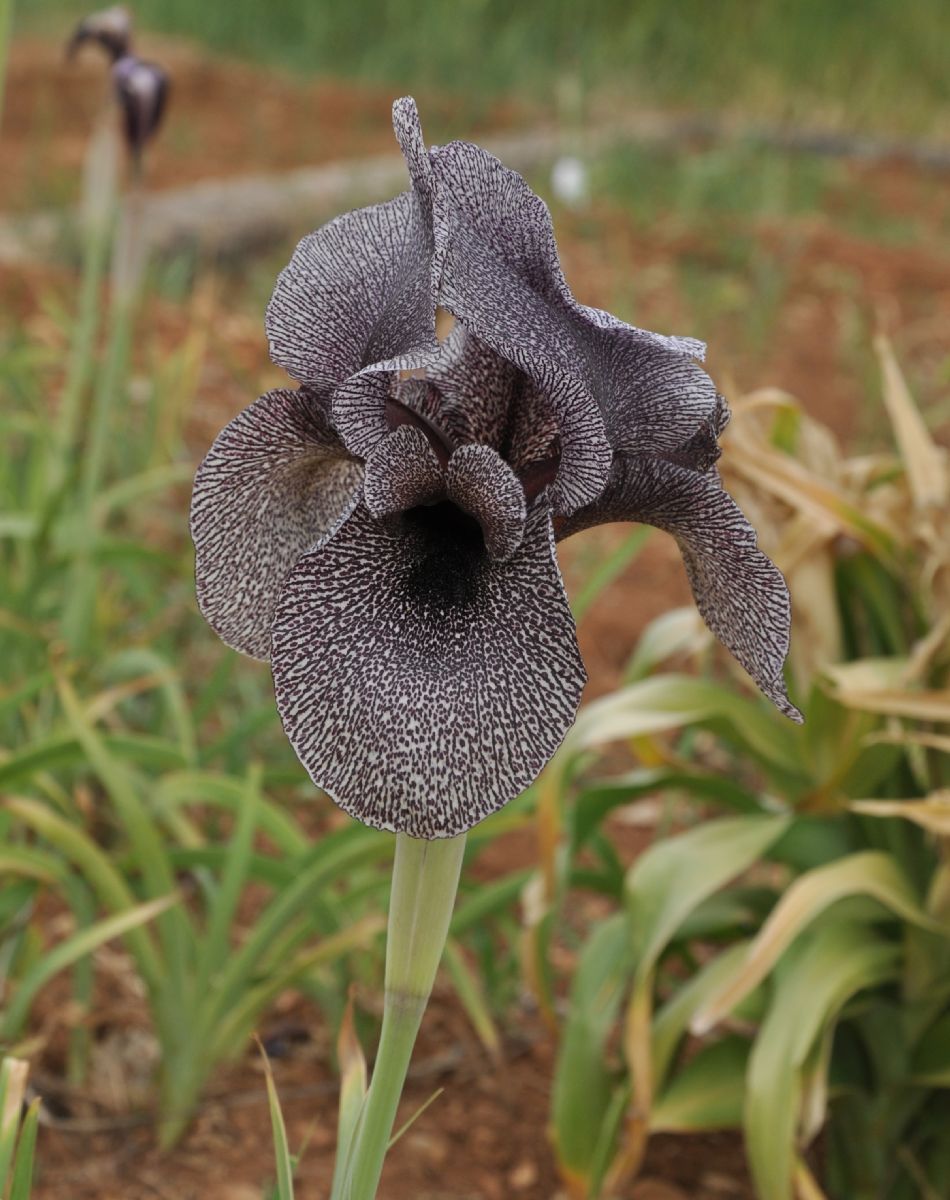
[1,1,949,1197]
[543,354,950,1200]
[0,1057,40,1200]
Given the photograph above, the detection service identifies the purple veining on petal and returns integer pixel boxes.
[271,504,585,838]
[559,452,801,720]
[191,387,362,661]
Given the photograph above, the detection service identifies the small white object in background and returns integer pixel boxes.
[550,155,589,207]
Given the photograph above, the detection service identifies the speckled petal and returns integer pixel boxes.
[447,444,526,560]
[363,426,444,517]
[425,324,520,450]
[392,96,433,209]
[271,504,586,838]
[560,454,800,719]
[190,388,362,661]
[265,190,436,392]
[428,145,611,512]
[428,139,727,492]
[579,321,722,455]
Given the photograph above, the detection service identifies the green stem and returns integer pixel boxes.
[61,293,135,655]
[342,832,466,1200]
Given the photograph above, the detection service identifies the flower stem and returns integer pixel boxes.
[342,832,466,1200]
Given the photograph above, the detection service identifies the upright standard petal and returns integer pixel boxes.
[428,141,611,513]
[560,454,801,719]
[191,389,362,661]
[271,505,586,838]
[265,189,437,393]
[392,96,433,211]
[423,324,519,450]
[428,139,725,488]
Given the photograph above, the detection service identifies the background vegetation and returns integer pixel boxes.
[20,0,950,134]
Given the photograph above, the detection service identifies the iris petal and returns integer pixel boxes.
[446,444,526,561]
[271,505,586,838]
[424,325,519,451]
[266,190,436,394]
[426,137,731,496]
[425,141,611,513]
[363,426,444,517]
[560,454,801,719]
[190,388,362,661]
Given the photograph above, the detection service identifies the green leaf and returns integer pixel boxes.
[693,851,939,1034]
[260,1042,295,1200]
[191,768,263,1009]
[745,922,900,1200]
[1,893,179,1039]
[4,796,166,990]
[207,915,385,1063]
[0,1058,27,1185]
[651,942,752,1090]
[566,675,803,776]
[449,870,530,936]
[626,813,791,975]
[624,607,705,682]
[58,678,195,993]
[551,913,633,1184]
[331,997,367,1200]
[571,526,652,621]
[98,646,197,765]
[8,1099,40,1200]
[910,1013,950,1086]
[200,826,390,1038]
[442,939,500,1058]
[154,770,309,856]
[571,768,760,852]
[0,732,187,788]
[652,1035,750,1131]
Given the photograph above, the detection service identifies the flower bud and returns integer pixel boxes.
[66,5,132,63]
[111,54,169,163]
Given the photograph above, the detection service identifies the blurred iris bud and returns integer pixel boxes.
[111,54,170,163]
[66,5,132,63]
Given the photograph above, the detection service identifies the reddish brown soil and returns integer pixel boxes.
[29,986,753,1200]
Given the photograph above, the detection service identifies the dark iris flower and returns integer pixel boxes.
[111,55,169,163]
[66,5,132,63]
[191,98,800,840]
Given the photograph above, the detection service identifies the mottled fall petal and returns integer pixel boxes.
[579,323,721,456]
[446,444,526,561]
[560,454,800,718]
[363,426,444,517]
[266,190,436,395]
[271,505,586,838]
[191,388,362,661]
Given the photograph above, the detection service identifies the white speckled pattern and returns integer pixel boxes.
[271,505,585,839]
[190,388,362,661]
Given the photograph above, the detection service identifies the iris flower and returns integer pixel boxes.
[191,99,799,840]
